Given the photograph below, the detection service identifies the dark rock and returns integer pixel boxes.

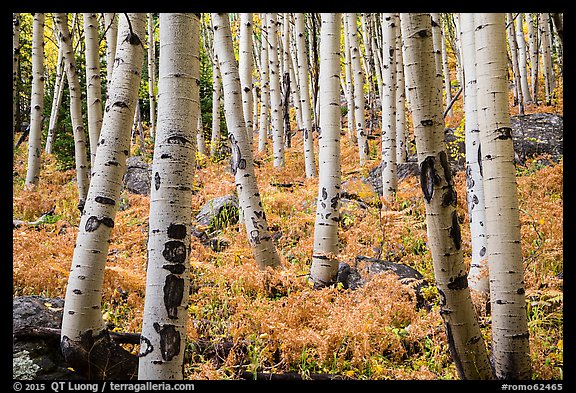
[364,156,419,196]
[13,296,79,380]
[337,256,432,311]
[123,156,151,195]
[192,195,239,251]
[510,113,563,165]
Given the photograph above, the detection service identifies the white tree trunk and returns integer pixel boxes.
[138,13,200,380]
[343,15,356,144]
[266,13,285,168]
[60,14,146,373]
[475,12,531,380]
[515,13,533,103]
[258,14,270,153]
[25,13,45,189]
[526,13,539,103]
[147,13,157,141]
[45,40,65,155]
[400,12,494,380]
[103,13,117,93]
[294,13,317,178]
[381,13,397,200]
[506,13,525,115]
[539,13,554,104]
[347,13,369,166]
[395,14,408,164]
[459,13,489,295]
[430,13,443,81]
[239,13,254,138]
[309,13,342,288]
[54,13,90,211]
[440,21,453,117]
[210,51,222,157]
[84,13,104,168]
[212,13,282,271]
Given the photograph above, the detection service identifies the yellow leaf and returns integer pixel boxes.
[557,340,563,349]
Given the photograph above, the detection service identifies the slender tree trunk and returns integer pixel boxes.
[195,87,207,157]
[395,14,408,164]
[440,22,453,117]
[138,13,200,380]
[526,13,539,104]
[59,13,146,380]
[380,13,397,200]
[13,13,20,140]
[506,13,525,115]
[459,13,489,295]
[514,13,533,103]
[147,13,157,141]
[54,13,90,211]
[343,15,357,144]
[347,13,369,166]
[84,13,104,168]
[309,13,342,288]
[258,15,270,153]
[210,52,222,157]
[103,13,117,94]
[430,13,443,83]
[25,13,45,189]
[294,13,317,178]
[212,13,282,271]
[239,13,254,139]
[475,13,531,380]
[266,13,285,168]
[539,13,554,105]
[46,39,65,155]
[400,12,494,380]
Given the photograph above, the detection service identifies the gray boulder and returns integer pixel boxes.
[123,156,151,195]
[192,195,239,251]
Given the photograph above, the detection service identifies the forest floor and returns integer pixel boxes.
[13,93,563,380]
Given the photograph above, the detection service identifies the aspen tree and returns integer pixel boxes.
[539,13,554,105]
[459,13,489,295]
[24,13,45,189]
[347,13,369,166]
[381,13,397,199]
[147,13,157,141]
[266,13,285,168]
[84,13,104,167]
[60,13,146,379]
[13,13,20,140]
[430,13,443,81]
[441,22,453,117]
[526,13,539,103]
[309,13,342,288]
[239,13,254,138]
[400,12,494,380]
[342,15,356,144]
[210,53,222,157]
[212,13,282,270]
[53,13,90,211]
[294,13,317,178]
[475,13,531,380]
[514,13,533,103]
[103,13,117,93]
[258,14,271,153]
[138,13,200,380]
[45,42,64,154]
[288,17,304,133]
[395,14,408,164]
[506,13,525,115]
